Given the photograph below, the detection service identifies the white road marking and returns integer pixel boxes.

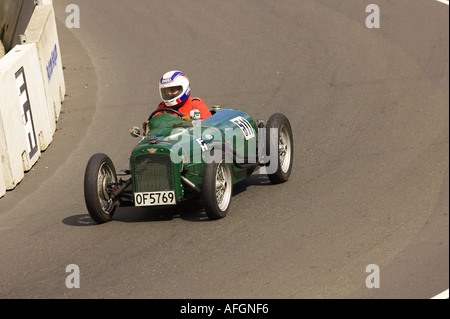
[431,289,449,299]
[436,0,449,5]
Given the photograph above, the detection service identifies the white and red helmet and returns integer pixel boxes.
[159,70,191,107]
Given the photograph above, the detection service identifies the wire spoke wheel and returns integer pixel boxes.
[84,153,118,224]
[202,153,233,220]
[279,124,292,174]
[97,162,116,214]
[266,113,294,184]
[215,162,232,212]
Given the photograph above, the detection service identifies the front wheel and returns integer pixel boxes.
[84,153,118,224]
[201,157,233,220]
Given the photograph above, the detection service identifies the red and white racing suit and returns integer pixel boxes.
[156,97,212,120]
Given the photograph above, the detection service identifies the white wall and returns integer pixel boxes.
[0,44,51,190]
[0,1,65,198]
[0,40,5,58]
[25,4,66,136]
[0,117,6,198]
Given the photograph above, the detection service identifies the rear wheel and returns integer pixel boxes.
[266,113,294,184]
[201,157,233,220]
[84,153,118,224]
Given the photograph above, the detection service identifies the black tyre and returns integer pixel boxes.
[201,155,233,220]
[84,153,118,224]
[266,113,294,184]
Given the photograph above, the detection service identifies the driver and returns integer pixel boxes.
[155,70,212,120]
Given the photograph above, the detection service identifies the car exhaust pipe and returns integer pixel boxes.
[111,178,132,199]
[181,176,201,193]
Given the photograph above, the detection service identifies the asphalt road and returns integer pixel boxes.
[0,0,448,299]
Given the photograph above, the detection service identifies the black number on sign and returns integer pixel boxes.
[15,67,38,159]
[149,193,155,204]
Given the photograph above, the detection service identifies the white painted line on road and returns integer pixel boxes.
[436,0,449,5]
[431,289,449,299]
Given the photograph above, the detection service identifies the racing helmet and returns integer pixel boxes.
[159,70,191,107]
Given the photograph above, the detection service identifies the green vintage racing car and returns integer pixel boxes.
[83,106,293,224]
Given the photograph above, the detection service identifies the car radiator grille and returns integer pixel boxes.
[134,154,173,192]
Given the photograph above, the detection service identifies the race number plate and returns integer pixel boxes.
[134,191,176,207]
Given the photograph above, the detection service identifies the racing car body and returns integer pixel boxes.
[84,106,293,224]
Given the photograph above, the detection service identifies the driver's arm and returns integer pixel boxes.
[191,98,212,120]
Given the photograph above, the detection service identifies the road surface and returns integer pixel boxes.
[0,0,448,299]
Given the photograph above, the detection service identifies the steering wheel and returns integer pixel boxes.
[148,108,185,121]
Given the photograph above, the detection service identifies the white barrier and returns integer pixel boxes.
[0,0,65,198]
[25,4,65,135]
[0,123,6,198]
[0,44,52,191]
[0,40,4,58]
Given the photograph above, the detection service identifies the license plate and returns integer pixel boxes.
[134,191,176,207]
